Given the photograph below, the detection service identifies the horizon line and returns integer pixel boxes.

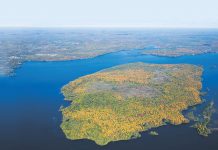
[0,25,218,29]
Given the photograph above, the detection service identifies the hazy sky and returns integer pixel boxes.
[0,0,218,28]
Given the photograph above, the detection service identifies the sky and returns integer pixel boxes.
[0,0,218,28]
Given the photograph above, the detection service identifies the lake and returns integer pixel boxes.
[0,48,218,150]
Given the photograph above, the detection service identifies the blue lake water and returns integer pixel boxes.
[0,49,218,150]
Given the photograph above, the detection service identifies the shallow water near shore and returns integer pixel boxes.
[0,49,218,150]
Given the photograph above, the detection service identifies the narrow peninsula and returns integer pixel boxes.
[143,48,217,57]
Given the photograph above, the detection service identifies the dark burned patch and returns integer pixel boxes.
[86,81,160,98]
[150,71,171,84]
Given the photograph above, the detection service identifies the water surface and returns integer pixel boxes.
[0,49,218,150]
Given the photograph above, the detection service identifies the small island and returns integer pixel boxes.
[149,131,159,136]
[193,101,216,136]
[60,62,203,145]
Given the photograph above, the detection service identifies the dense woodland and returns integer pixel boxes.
[61,62,203,145]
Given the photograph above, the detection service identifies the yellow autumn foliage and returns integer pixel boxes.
[61,62,203,145]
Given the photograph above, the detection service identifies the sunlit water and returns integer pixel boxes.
[0,49,218,150]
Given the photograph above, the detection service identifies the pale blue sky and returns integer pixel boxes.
[0,0,218,28]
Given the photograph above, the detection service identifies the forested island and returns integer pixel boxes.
[188,101,216,136]
[60,62,203,145]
